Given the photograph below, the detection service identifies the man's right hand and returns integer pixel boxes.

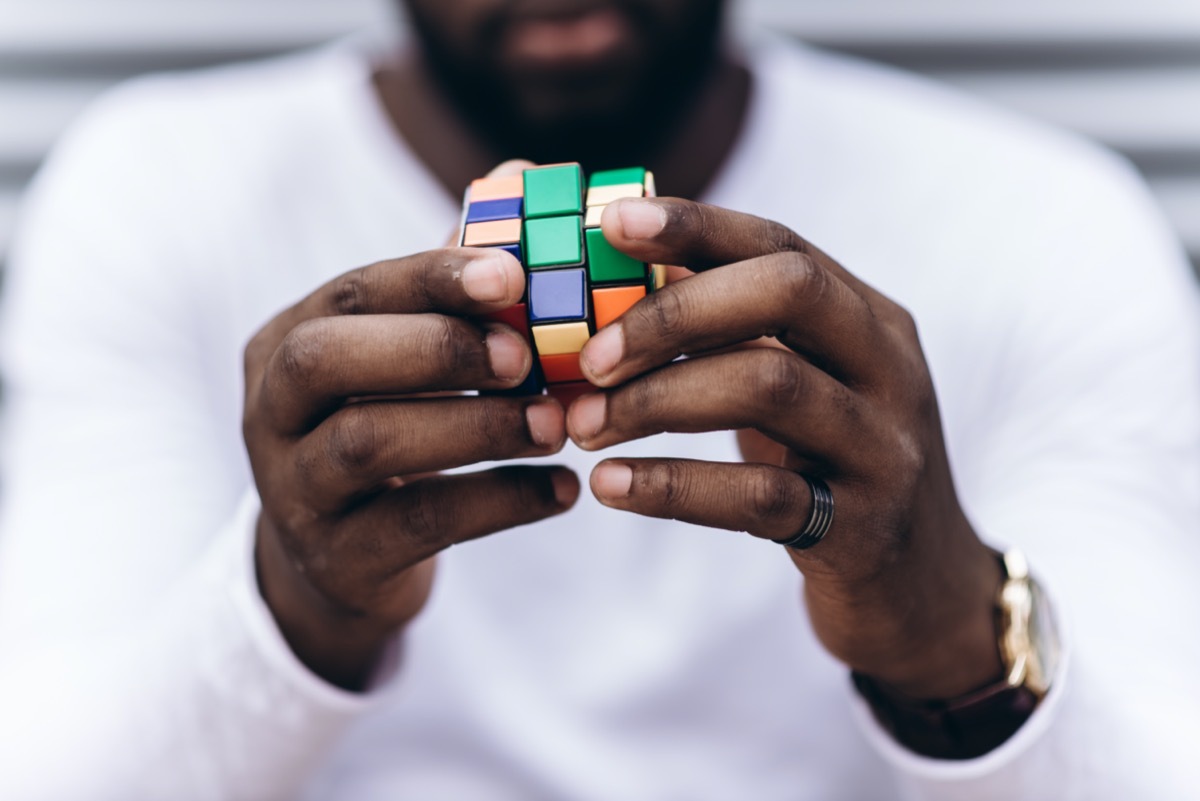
[242,245,578,690]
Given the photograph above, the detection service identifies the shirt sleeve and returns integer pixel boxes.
[0,81,399,801]
[851,147,1200,799]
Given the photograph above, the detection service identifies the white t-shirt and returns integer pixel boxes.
[1,36,1198,801]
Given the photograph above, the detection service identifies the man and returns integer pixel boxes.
[1,1,1198,799]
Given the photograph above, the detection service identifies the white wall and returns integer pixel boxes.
[2,0,1199,271]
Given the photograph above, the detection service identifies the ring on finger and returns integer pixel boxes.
[772,475,834,550]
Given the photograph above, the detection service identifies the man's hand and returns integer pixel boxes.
[243,244,578,690]
[566,197,1005,700]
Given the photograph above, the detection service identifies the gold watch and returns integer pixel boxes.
[996,549,1060,698]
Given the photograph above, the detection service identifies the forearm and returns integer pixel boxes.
[0,494,380,801]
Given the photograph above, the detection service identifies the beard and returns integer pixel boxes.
[401,0,726,171]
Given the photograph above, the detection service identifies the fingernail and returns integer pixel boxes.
[568,392,606,442]
[462,254,510,302]
[616,199,667,240]
[592,463,633,500]
[485,329,527,380]
[550,469,580,508]
[525,401,564,448]
[581,324,623,379]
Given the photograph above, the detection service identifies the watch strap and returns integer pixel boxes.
[851,670,1040,760]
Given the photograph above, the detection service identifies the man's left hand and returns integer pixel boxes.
[566,197,1005,700]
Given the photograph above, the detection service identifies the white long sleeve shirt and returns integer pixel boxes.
[1,37,1198,801]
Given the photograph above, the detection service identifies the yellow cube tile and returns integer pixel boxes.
[532,321,591,356]
[586,183,645,207]
[585,205,606,228]
[651,263,669,290]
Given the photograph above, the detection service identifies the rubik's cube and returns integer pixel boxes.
[459,163,665,395]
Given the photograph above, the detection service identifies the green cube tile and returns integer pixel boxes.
[526,216,584,268]
[523,164,584,218]
[589,167,647,188]
[586,227,645,283]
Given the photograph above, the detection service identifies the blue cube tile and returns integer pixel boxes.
[466,197,524,224]
[528,269,588,323]
[490,242,524,266]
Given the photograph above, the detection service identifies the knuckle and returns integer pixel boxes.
[883,302,922,351]
[753,350,808,409]
[274,502,324,549]
[409,255,444,309]
[459,400,526,460]
[332,267,371,316]
[488,402,529,451]
[689,203,722,246]
[894,304,918,336]
[641,286,690,341]
[764,221,806,255]
[747,470,796,527]
[624,374,666,418]
[892,429,927,480]
[325,406,384,477]
[412,268,433,310]
[275,319,334,391]
[399,489,453,546]
[423,316,477,375]
[645,460,691,509]
[910,370,937,418]
[779,252,827,302]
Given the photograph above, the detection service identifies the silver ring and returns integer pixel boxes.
[772,475,834,550]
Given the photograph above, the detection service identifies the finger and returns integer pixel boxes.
[261,313,532,434]
[245,247,525,381]
[588,457,827,545]
[600,197,879,299]
[335,465,579,570]
[296,396,567,510]
[566,349,873,462]
[578,250,883,387]
[486,159,537,177]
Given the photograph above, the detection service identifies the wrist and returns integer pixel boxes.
[852,548,1060,759]
[254,515,410,691]
[863,537,1006,700]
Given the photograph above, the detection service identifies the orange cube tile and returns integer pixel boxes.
[592,285,647,329]
[539,352,586,383]
[468,174,524,202]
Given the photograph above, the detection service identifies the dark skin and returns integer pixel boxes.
[247,0,1005,700]
[377,0,748,200]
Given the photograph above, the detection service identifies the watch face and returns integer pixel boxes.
[1026,578,1061,695]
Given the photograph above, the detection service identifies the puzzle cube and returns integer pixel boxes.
[459,163,658,394]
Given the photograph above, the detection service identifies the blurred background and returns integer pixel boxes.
[2,0,1199,277]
